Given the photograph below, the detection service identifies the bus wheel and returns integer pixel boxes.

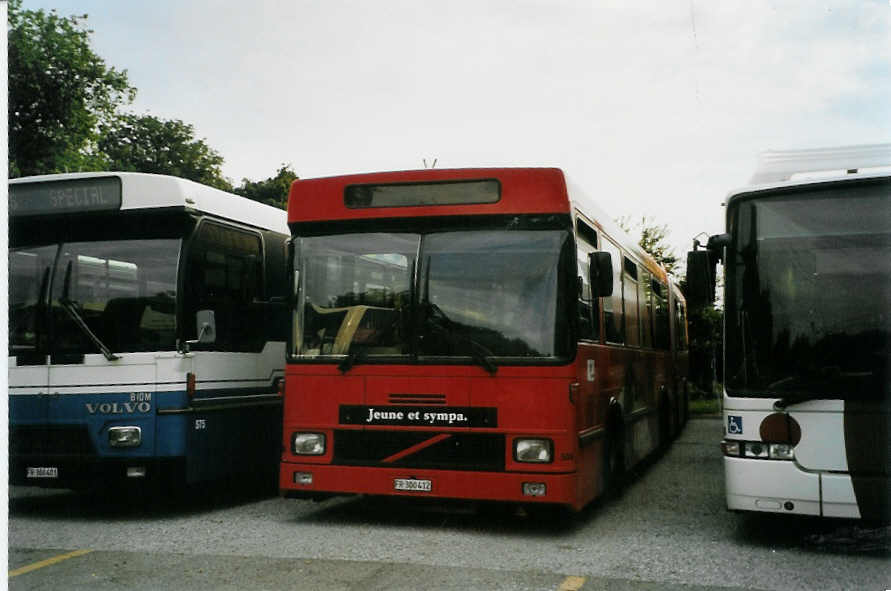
[659,397,671,451]
[602,426,625,498]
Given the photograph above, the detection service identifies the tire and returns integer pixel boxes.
[659,396,671,451]
[602,423,625,498]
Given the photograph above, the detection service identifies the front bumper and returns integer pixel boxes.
[280,462,580,508]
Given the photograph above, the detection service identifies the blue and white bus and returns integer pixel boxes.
[9,172,289,490]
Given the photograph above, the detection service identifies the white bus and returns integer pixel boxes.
[9,172,290,491]
[688,144,890,521]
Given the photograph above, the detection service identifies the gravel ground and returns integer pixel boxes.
[9,418,890,590]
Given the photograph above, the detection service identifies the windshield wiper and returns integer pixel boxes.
[772,393,833,410]
[338,347,366,374]
[423,301,497,376]
[466,338,498,376]
[59,260,120,361]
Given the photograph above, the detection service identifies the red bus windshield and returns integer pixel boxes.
[292,220,574,366]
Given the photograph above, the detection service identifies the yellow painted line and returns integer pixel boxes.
[9,549,92,578]
[558,575,587,591]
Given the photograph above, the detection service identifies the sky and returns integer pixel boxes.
[17,0,891,258]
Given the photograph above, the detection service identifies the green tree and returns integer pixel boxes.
[617,215,680,275]
[98,114,232,190]
[680,278,723,397]
[233,165,299,209]
[8,0,135,176]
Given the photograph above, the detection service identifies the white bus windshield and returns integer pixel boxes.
[9,239,181,357]
[725,180,891,399]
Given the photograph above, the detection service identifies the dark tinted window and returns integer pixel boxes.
[602,239,624,344]
[576,223,599,341]
[345,180,500,208]
[185,222,264,352]
[652,280,670,350]
[639,269,653,348]
[624,258,640,347]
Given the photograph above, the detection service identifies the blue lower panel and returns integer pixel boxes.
[10,389,282,488]
[10,390,185,487]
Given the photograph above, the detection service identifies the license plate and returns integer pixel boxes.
[27,467,59,479]
[394,478,431,492]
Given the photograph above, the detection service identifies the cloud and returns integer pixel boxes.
[22,0,890,256]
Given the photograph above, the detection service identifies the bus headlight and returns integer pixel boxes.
[720,440,741,456]
[744,442,769,458]
[292,433,325,455]
[109,426,142,448]
[725,440,795,461]
[514,438,553,463]
[769,443,795,460]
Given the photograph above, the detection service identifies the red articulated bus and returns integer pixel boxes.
[279,168,689,512]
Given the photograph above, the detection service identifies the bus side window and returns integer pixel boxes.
[623,257,640,347]
[653,280,670,350]
[639,269,653,348]
[675,300,689,351]
[602,239,624,344]
[575,220,599,341]
[185,222,264,352]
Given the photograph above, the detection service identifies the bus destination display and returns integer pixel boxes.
[10,176,122,216]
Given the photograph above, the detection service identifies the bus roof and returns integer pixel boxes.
[10,172,288,234]
[563,176,669,281]
[287,168,571,224]
[726,143,891,205]
[289,166,677,288]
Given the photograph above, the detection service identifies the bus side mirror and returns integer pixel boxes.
[588,252,613,298]
[191,310,217,344]
[686,250,716,308]
[686,233,729,309]
[178,310,216,354]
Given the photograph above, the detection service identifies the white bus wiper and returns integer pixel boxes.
[59,260,120,361]
[772,394,832,410]
[771,370,876,410]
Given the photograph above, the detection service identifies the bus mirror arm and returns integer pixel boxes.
[179,310,217,354]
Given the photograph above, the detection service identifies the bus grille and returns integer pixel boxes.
[333,430,505,472]
[9,426,95,457]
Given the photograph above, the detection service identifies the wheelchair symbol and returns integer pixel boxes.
[728,415,743,435]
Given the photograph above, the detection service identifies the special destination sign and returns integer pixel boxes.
[339,405,497,428]
[10,176,123,216]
